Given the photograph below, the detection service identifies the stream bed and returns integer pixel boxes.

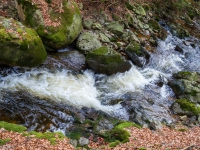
[0,33,199,135]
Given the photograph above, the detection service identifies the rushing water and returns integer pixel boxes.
[0,33,200,133]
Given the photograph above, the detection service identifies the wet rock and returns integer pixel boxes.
[16,0,82,50]
[149,121,162,130]
[96,119,114,131]
[125,41,150,67]
[53,50,86,71]
[120,89,174,127]
[76,32,102,54]
[86,46,131,75]
[175,45,184,53]
[169,71,200,103]
[0,17,47,67]
[78,137,89,146]
[148,20,161,31]
[171,100,195,116]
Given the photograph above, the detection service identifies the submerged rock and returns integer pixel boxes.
[86,46,131,75]
[0,17,47,67]
[16,0,82,50]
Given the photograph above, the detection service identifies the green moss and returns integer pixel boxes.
[27,131,65,145]
[0,121,27,133]
[103,122,140,143]
[109,140,120,147]
[91,46,108,55]
[176,98,200,116]
[178,128,187,132]
[68,131,82,140]
[19,0,81,50]
[86,47,124,64]
[174,71,200,82]
[139,148,146,150]
[148,20,161,31]
[115,122,141,130]
[126,41,141,56]
[0,138,11,146]
[45,0,52,4]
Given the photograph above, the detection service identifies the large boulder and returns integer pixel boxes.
[0,17,47,67]
[86,46,131,75]
[169,71,200,116]
[169,71,200,103]
[16,0,82,50]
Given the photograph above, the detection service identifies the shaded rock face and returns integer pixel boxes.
[76,32,101,53]
[16,0,82,51]
[86,47,131,75]
[0,16,47,67]
[125,41,150,67]
[52,50,86,71]
[169,71,200,116]
[169,71,200,103]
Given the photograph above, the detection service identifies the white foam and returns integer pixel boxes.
[0,69,128,119]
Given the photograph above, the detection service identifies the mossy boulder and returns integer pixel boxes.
[86,47,131,75]
[169,71,200,103]
[125,41,150,67]
[170,71,200,116]
[172,98,200,116]
[76,32,101,53]
[16,0,82,50]
[0,17,47,67]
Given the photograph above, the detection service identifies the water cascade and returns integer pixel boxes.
[0,33,199,133]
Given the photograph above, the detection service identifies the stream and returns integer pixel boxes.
[0,33,199,134]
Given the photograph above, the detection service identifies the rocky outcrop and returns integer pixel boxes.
[86,46,131,75]
[15,0,82,51]
[125,41,150,67]
[76,32,101,53]
[0,17,47,67]
[169,71,200,116]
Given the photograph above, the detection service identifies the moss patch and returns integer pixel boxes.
[0,121,27,133]
[109,140,120,147]
[103,122,141,144]
[0,138,11,146]
[176,99,200,116]
[26,131,65,145]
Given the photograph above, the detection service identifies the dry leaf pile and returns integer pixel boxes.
[0,128,74,150]
[89,125,200,150]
